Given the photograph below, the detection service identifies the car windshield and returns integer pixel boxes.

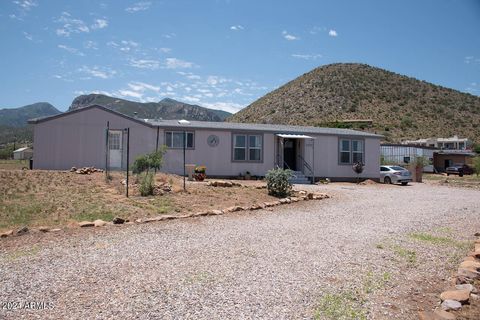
[390,166,406,171]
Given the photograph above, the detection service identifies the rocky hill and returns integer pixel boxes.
[0,102,60,127]
[69,95,232,122]
[229,63,480,143]
[0,103,60,145]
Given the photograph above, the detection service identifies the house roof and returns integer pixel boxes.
[28,104,383,138]
[145,119,383,138]
[13,147,31,152]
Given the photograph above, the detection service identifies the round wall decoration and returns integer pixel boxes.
[207,135,220,147]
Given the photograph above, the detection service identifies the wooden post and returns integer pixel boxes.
[183,130,186,191]
[105,121,109,181]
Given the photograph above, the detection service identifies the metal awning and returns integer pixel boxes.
[276,134,315,139]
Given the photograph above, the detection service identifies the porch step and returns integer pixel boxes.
[289,171,311,184]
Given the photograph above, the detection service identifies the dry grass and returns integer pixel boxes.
[0,169,277,232]
[0,160,29,170]
[423,173,480,189]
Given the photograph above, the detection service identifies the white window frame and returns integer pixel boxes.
[109,131,121,150]
[339,138,365,165]
[165,131,195,149]
[232,133,263,162]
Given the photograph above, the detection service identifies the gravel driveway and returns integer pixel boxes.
[1,183,479,319]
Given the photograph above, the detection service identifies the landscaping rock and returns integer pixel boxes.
[70,166,77,172]
[49,228,62,232]
[463,256,475,262]
[207,210,223,216]
[455,283,477,293]
[441,299,462,311]
[112,217,126,224]
[474,232,480,237]
[434,310,457,320]
[279,198,291,204]
[440,289,470,303]
[0,230,14,238]
[224,206,243,213]
[16,226,29,235]
[419,310,456,320]
[38,227,50,232]
[193,211,209,217]
[78,221,94,228]
[459,260,480,271]
[250,203,264,210]
[457,268,479,280]
[94,219,107,227]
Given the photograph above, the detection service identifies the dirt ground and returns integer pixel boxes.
[423,172,480,190]
[0,168,278,233]
[0,182,479,319]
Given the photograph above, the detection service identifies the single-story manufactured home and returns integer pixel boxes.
[28,105,382,181]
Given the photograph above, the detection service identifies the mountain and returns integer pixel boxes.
[69,95,232,122]
[0,102,60,127]
[0,102,61,146]
[228,63,480,143]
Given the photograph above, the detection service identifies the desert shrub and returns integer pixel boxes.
[132,147,166,196]
[265,168,293,198]
[132,147,166,174]
[473,157,480,177]
[139,172,155,196]
[414,156,429,168]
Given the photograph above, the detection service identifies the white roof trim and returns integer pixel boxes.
[276,134,315,139]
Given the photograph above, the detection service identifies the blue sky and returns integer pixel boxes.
[1,0,479,113]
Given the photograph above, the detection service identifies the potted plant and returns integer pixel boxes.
[352,161,364,184]
[245,171,251,180]
[194,165,207,181]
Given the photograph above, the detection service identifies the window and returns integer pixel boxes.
[109,132,121,150]
[165,131,194,149]
[233,134,262,161]
[403,156,410,164]
[380,166,390,172]
[339,139,364,164]
[339,139,351,164]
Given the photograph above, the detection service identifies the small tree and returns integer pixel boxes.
[473,156,480,177]
[265,168,293,198]
[352,162,364,184]
[131,147,166,196]
[413,156,429,182]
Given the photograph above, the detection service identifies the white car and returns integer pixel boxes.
[380,165,412,185]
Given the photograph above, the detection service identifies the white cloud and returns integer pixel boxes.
[465,56,480,65]
[128,81,160,92]
[23,31,33,41]
[125,1,151,13]
[165,58,194,69]
[203,102,245,114]
[291,53,322,60]
[206,75,229,86]
[91,19,108,30]
[158,47,171,53]
[328,29,338,37]
[309,26,326,35]
[230,25,244,31]
[282,30,298,41]
[128,58,160,70]
[13,0,37,10]
[162,33,176,39]
[58,44,85,56]
[55,12,90,37]
[78,66,116,79]
[84,40,98,50]
[118,90,143,99]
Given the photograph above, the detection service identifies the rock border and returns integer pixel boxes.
[0,191,329,238]
[419,235,480,320]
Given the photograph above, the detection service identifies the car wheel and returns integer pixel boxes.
[384,176,391,184]
[447,173,450,176]
[401,182,408,186]
[459,172,464,177]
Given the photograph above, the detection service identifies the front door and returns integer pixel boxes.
[283,138,296,170]
[109,130,123,169]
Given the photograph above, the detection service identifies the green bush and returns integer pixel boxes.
[132,147,166,175]
[265,168,293,198]
[473,156,480,177]
[139,172,155,196]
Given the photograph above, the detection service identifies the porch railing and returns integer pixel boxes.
[298,154,314,183]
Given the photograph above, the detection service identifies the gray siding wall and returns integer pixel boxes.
[32,108,157,170]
